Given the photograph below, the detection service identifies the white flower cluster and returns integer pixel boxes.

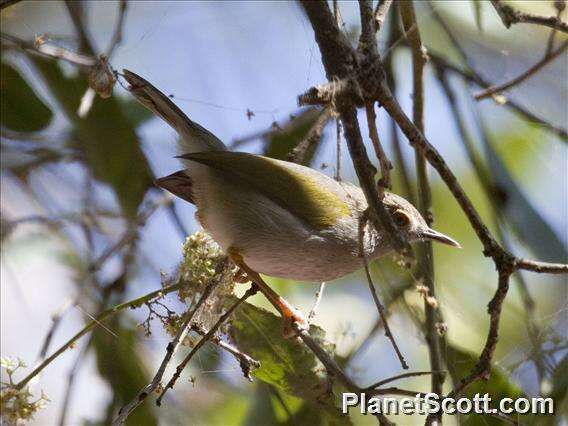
[1,357,49,424]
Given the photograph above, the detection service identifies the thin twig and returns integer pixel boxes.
[308,282,326,321]
[491,0,568,33]
[191,324,260,381]
[106,0,127,57]
[515,258,568,274]
[544,4,565,56]
[383,4,416,204]
[0,32,95,67]
[294,323,421,425]
[36,298,75,362]
[424,5,568,143]
[0,0,22,10]
[155,284,258,406]
[64,0,96,55]
[374,0,394,33]
[301,0,414,260]
[363,370,443,391]
[359,213,408,370]
[399,4,445,420]
[335,118,343,181]
[474,40,568,100]
[333,0,343,30]
[287,107,332,165]
[58,336,92,426]
[90,196,172,272]
[296,6,562,426]
[113,259,233,424]
[437,66,555,396]
[14,281,184,391]
[365,102,392,192]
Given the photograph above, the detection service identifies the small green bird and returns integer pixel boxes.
[123,70,459,334]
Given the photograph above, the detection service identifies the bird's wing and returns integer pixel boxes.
[180,151,350,230]
[123,69,226,153]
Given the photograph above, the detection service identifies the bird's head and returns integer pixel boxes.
[381,193,461,248]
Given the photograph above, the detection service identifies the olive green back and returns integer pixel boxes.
[184,151,350,230]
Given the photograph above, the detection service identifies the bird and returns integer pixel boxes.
[122,70,460,336]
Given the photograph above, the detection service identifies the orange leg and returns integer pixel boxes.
[232,258,309,338]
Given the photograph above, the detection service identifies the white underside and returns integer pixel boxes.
[185,162,384,282]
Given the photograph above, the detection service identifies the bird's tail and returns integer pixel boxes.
[122,69,226,154]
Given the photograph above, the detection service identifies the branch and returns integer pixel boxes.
[424,4,568,143]
[474,40,568,100]
[155,284,258,406]
[383,5,416,204]
[0,0,22,10]
[374,0,394,33]
[515,258,568,274]
[399,4,446,422]
[14,281,184,391]
[293,324,397,425]
[57,336,92,426]
[308,281,326,321]
[191,324,260,380]
[450,265,513,394]
[544,2,565,56]
[491,0,568,33]
[113,259,232,424]
[287,107,332,164]
[0,32,96,67]
[106,0,128,57]
[299,3,566,424]
[300,0,414,261]
[335,118,344,181]
[363,370,443,391]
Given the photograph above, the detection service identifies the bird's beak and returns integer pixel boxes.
[422,228,461,248]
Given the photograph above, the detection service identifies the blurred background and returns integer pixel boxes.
[1,1,566,425]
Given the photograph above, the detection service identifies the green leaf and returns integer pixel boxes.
[229,301,351,424]
[29,56,153,218]
[92,319,157,426]
[0,62,53,132]
[264,108,328,166]
[480,132,567,263]
[447,344,524,425]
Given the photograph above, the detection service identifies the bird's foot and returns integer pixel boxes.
[282,306,309,339]
[233,268,250,284]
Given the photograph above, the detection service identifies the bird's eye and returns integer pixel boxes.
[393,210,411,228]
